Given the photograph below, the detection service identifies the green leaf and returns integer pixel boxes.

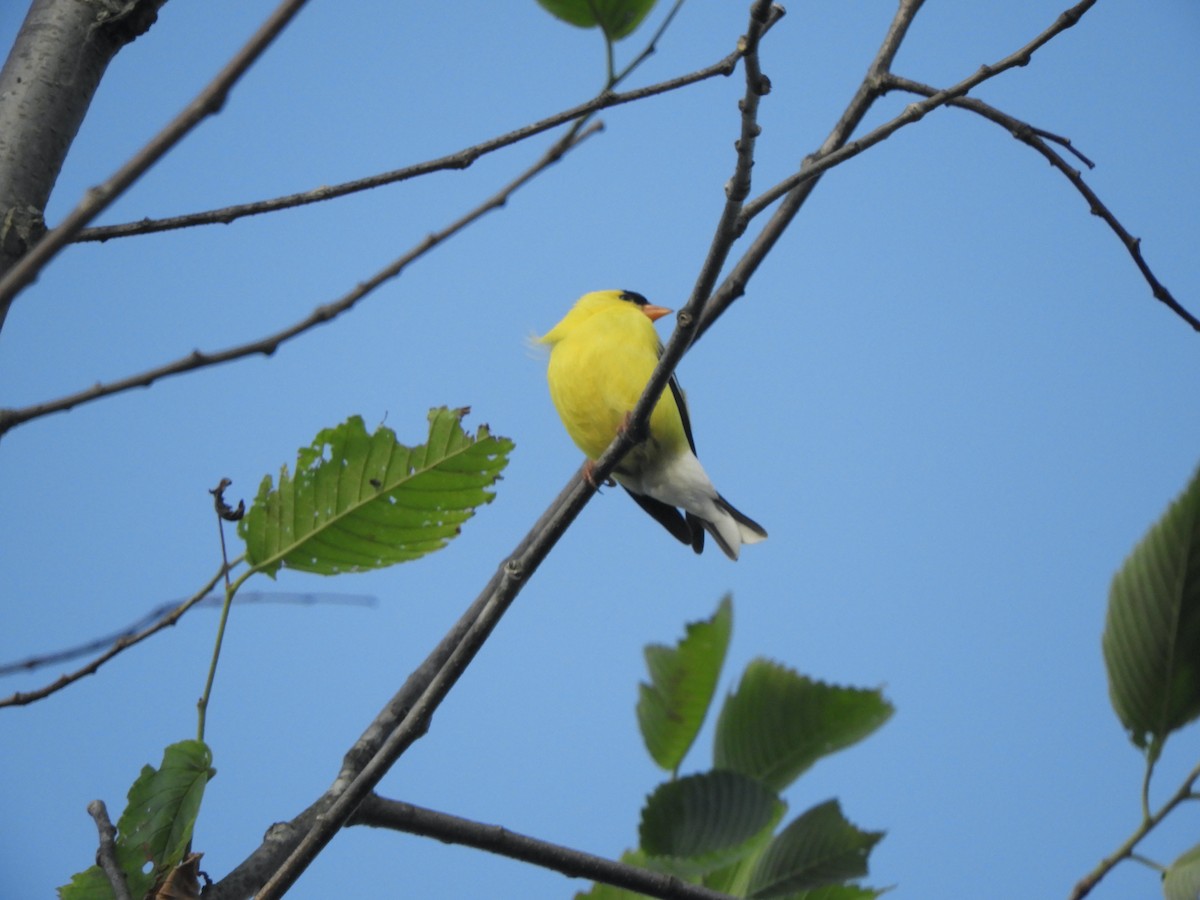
[59,740,214,900]
[639,769,785,878]
[1164,842,1200,900]
[535,0,657,40]
[638,595,733,772]
[747,799,883,899]
[713,660,893,792]
[238,408,513,577]
[1103,464,1200,754]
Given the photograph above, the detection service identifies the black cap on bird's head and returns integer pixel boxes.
[620,290,671,322]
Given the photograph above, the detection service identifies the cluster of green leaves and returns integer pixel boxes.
[1101,464,1200,897]
[60,741,214,899]
[580,597,894,899]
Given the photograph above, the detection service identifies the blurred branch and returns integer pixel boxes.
[0,0,312,323]
[351,794,738,900]
[0,564,230,708]
[1069,756,1200,899]
[73,22,738,243]
[0,592,372,678]
[0,123,602,439]
[882,73,1199,331]
[87,800,133,900]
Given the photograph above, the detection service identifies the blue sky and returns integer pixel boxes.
[2,2,1198,898]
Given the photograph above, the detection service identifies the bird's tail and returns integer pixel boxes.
[704,495,768,561]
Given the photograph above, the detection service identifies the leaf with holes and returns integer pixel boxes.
[238,408,512,577]
[1102,464,1200,757]
[638,595,732,773]
[59,740,214,900]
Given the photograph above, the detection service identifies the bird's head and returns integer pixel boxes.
[538,289,672,345]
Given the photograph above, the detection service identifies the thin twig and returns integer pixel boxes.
[0,123,602,439]
[880,73,1198,331]
[87,800,133,900]
[0,0,311,320]
[737,0,1097,228]
[1069,757,1200,899]
[0,591,371,676]
[694,0,928,342]
[73,29,740,244]
[352,794,737,900]
[0,563,231,708]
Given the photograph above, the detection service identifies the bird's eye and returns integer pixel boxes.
[620,290,650,306]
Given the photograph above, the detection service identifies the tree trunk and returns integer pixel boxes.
[0,0,165,329]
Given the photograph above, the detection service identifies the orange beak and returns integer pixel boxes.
[642,304,672,322]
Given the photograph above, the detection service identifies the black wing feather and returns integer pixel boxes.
[624,488,705,554]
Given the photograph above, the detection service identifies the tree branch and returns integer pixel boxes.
[881,73,1199,331]
[0,563,229,708]
[71,33,744,244]
[1070,756,1200,899]
[0,122,602,439]
[0,0,166,332]
[87,799,133,900]
[351,794,737,900]
[0,0,311,323]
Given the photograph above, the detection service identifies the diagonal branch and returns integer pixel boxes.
[0,123,602,439]
[0,563,230,708]
[0,0,312,324]
[881,73,1198,331]
[72,35,743,243]
[351,794,737,900]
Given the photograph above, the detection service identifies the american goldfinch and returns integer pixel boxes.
[539,289,767,560]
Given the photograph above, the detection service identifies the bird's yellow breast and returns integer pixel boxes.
[543,300,686,461]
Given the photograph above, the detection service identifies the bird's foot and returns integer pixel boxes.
[582,460,615,489]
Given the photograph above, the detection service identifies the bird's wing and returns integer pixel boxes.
[659,341,698,456]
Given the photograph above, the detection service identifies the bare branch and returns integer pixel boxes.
[0,0,312,322]
[87,800,133,900]
[0,123,602,439]
[882,73,1199,331]
[72,34,743,243]
[351,794,737,900]
[0,564,229,708]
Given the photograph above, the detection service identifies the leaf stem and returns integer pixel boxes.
[196,522,254,741]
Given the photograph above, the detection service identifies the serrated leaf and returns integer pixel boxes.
[238,408,512,577]
[639,769,784,878]
[59,740,214,900]
[713,660,893,792]
[638,595,733,773]
[535,0,657,40]
[1103,464,1200,755]
[747,799,883,899]
[1164,842,1200,900]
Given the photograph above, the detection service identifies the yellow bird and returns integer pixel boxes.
[539,289,767,560]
